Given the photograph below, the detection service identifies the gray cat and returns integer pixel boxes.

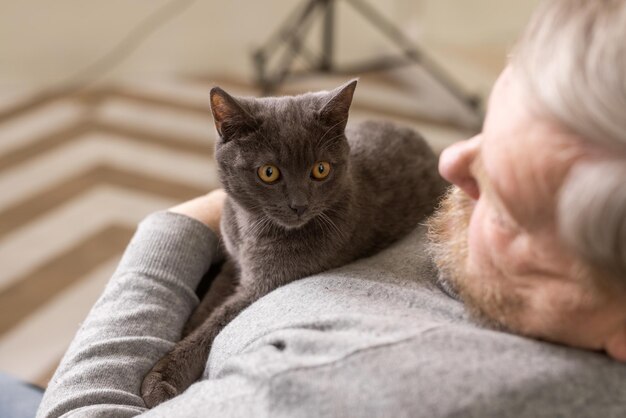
[141,80,447,407]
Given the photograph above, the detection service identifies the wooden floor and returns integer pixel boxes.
[0,73,477,386]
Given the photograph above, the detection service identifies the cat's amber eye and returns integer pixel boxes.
[258,164,280,183]
[311,162,331,180]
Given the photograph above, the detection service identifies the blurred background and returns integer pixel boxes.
[0,0,540,387]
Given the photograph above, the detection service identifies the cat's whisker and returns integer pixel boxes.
[313,214,330,237]
[324,216,344,242]
[258,217,274,236]
[252,215,275,237]
[320,212,348,242]
[320,213,338,236]
[316,213,334,238]
[247,220,261,236]
[317,118,349,146]
[322,133,346,145]
[316,133,348,157]
[321,218,335,239]
[318,137,343,153]
[248,215,273,237]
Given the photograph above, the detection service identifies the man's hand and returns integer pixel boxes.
[168,189,226,236]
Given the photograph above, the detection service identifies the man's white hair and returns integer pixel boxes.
[513,0,626,282]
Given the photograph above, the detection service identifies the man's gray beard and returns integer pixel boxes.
[424,187,515,333]
[435,269,460,300]
[424,240,460,300]
[425,187,470,301]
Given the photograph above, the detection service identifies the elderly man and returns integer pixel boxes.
[431,0,626,359]
[30,0,626,417]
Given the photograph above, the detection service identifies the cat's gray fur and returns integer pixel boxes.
[141,80,447,407]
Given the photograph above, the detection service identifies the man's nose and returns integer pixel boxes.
[439,135,481,200]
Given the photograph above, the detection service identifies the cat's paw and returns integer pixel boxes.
[141,356,182,408]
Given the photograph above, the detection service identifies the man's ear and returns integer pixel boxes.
[318,79,358,132]
[209,87,257,141]
[605,322,626,362]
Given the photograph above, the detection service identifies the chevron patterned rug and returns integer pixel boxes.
[0,74,472,387]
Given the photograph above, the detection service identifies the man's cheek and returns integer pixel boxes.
[467,203,508,277]
[467,206,490,275]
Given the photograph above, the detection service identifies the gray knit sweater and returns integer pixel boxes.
[37,211,626,418]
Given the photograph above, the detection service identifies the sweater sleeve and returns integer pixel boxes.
[36,211,219,418]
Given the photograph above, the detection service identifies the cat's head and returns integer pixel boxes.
[210,80,357,230]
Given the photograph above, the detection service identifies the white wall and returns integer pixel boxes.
[0,0,541,89]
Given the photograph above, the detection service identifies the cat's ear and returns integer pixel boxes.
[210,87,257,142]
[318,79,358,131]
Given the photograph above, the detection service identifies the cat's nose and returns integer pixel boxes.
[289,204,308,216]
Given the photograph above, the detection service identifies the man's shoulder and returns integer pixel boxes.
[206,225,626,416]
[209,272,626,416]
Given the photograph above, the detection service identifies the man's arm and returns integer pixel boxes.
[37,211,219,418]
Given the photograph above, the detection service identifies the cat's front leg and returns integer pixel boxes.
[182,259,238,337]
[141,339,207,408]
[141,284,263,408]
